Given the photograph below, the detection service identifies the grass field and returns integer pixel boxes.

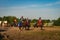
[0,26,60,40]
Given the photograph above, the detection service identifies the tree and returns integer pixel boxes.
[0,17,2,21]
[53,18,60,26]
[31,19,38,23]
[42,19,50,23]
[2,16,19,24]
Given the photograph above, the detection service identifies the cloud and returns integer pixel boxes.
[0,6,59,20]
[5,1,60,9]
[45,1,60,6]
[55,1,60,4]
[0,1,60,20]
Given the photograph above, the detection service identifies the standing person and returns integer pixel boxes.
[37,17,43,30]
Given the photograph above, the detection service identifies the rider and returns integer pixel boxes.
[13,19,18,27]
[25,18,30,30]
[18,16,24,30]
[37,17,43,30]
[18,20,22,30]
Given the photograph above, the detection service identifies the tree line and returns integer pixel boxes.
[0,16,60,26]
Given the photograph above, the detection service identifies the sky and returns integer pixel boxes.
[0,0,60,20]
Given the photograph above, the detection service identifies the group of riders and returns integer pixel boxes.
[12,16,44,30]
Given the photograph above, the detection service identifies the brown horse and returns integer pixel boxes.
[34,17,43,30]
[22,18,30,30]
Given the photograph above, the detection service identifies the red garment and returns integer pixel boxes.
[26,20,29,25]
[37,19,42,26]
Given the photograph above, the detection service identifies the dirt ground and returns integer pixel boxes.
[0,26,60,40]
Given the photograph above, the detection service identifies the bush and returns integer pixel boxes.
[53,18,60,26]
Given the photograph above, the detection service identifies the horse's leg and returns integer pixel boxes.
[37,24,38,28]
[27,24,30,30]
[40,25,43,30]
[28,25,30,30]
[22,24,24,30]
[24,26,26,30]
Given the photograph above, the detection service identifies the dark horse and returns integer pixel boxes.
[18,18,31,30]
[22,19,30,30]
